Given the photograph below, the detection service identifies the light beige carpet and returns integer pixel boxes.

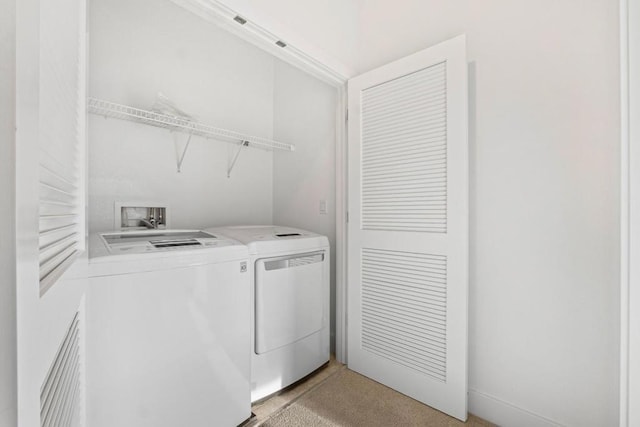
[261,368,494,427]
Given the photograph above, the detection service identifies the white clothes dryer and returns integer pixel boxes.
[87,230,251,427]
[207,226,330,402]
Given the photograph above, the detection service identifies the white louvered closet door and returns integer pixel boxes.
[347,35,468,421]
[17,0,87,425]
[38,0,86,295]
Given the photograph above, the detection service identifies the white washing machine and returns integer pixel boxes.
[207,225,330,402]
[87,230,251,427]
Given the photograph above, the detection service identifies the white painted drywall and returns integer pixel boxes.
[217,0,358,78]
[626,0,640,424]
[0,0,16,425]
[272,60,338,350]
[355,1,620,426]
[89,0,276,232]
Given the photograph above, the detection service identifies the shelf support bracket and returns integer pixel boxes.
[227,140,250,178]
[176,133,193,173]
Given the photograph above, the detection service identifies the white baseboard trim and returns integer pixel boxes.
[469,388,565,427]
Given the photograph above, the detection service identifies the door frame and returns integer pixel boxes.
[621,0,639,425]
[335,85,349,362]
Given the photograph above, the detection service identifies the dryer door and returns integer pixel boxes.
[255,251,326,354]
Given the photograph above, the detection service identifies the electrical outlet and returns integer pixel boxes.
[319,199,328,215]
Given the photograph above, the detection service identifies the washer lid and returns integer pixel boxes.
[101,230,221,253]
[90,230,245,260]
[88,230,249,277]
[103,230,216,250]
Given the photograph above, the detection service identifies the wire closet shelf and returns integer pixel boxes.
[87,97,295,152]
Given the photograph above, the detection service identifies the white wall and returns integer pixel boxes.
[89,0,276,232]
[0,0,16,425]
[272,60,338,350]
[625,0,640,424]
[355,1,620,426]
[218,0,358,78]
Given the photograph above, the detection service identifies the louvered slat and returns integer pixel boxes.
[41,313,81,427]
[361,62,447,233]
[38,0,84,294]
[361,248,447,381]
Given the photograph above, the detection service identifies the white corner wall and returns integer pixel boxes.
[88,0,276,232]
[272,60,338,350]
[0,0,17,424]
[356,1,620,426]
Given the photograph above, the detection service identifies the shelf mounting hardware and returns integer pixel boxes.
[227,140,250,178]
[176,133,193,173]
